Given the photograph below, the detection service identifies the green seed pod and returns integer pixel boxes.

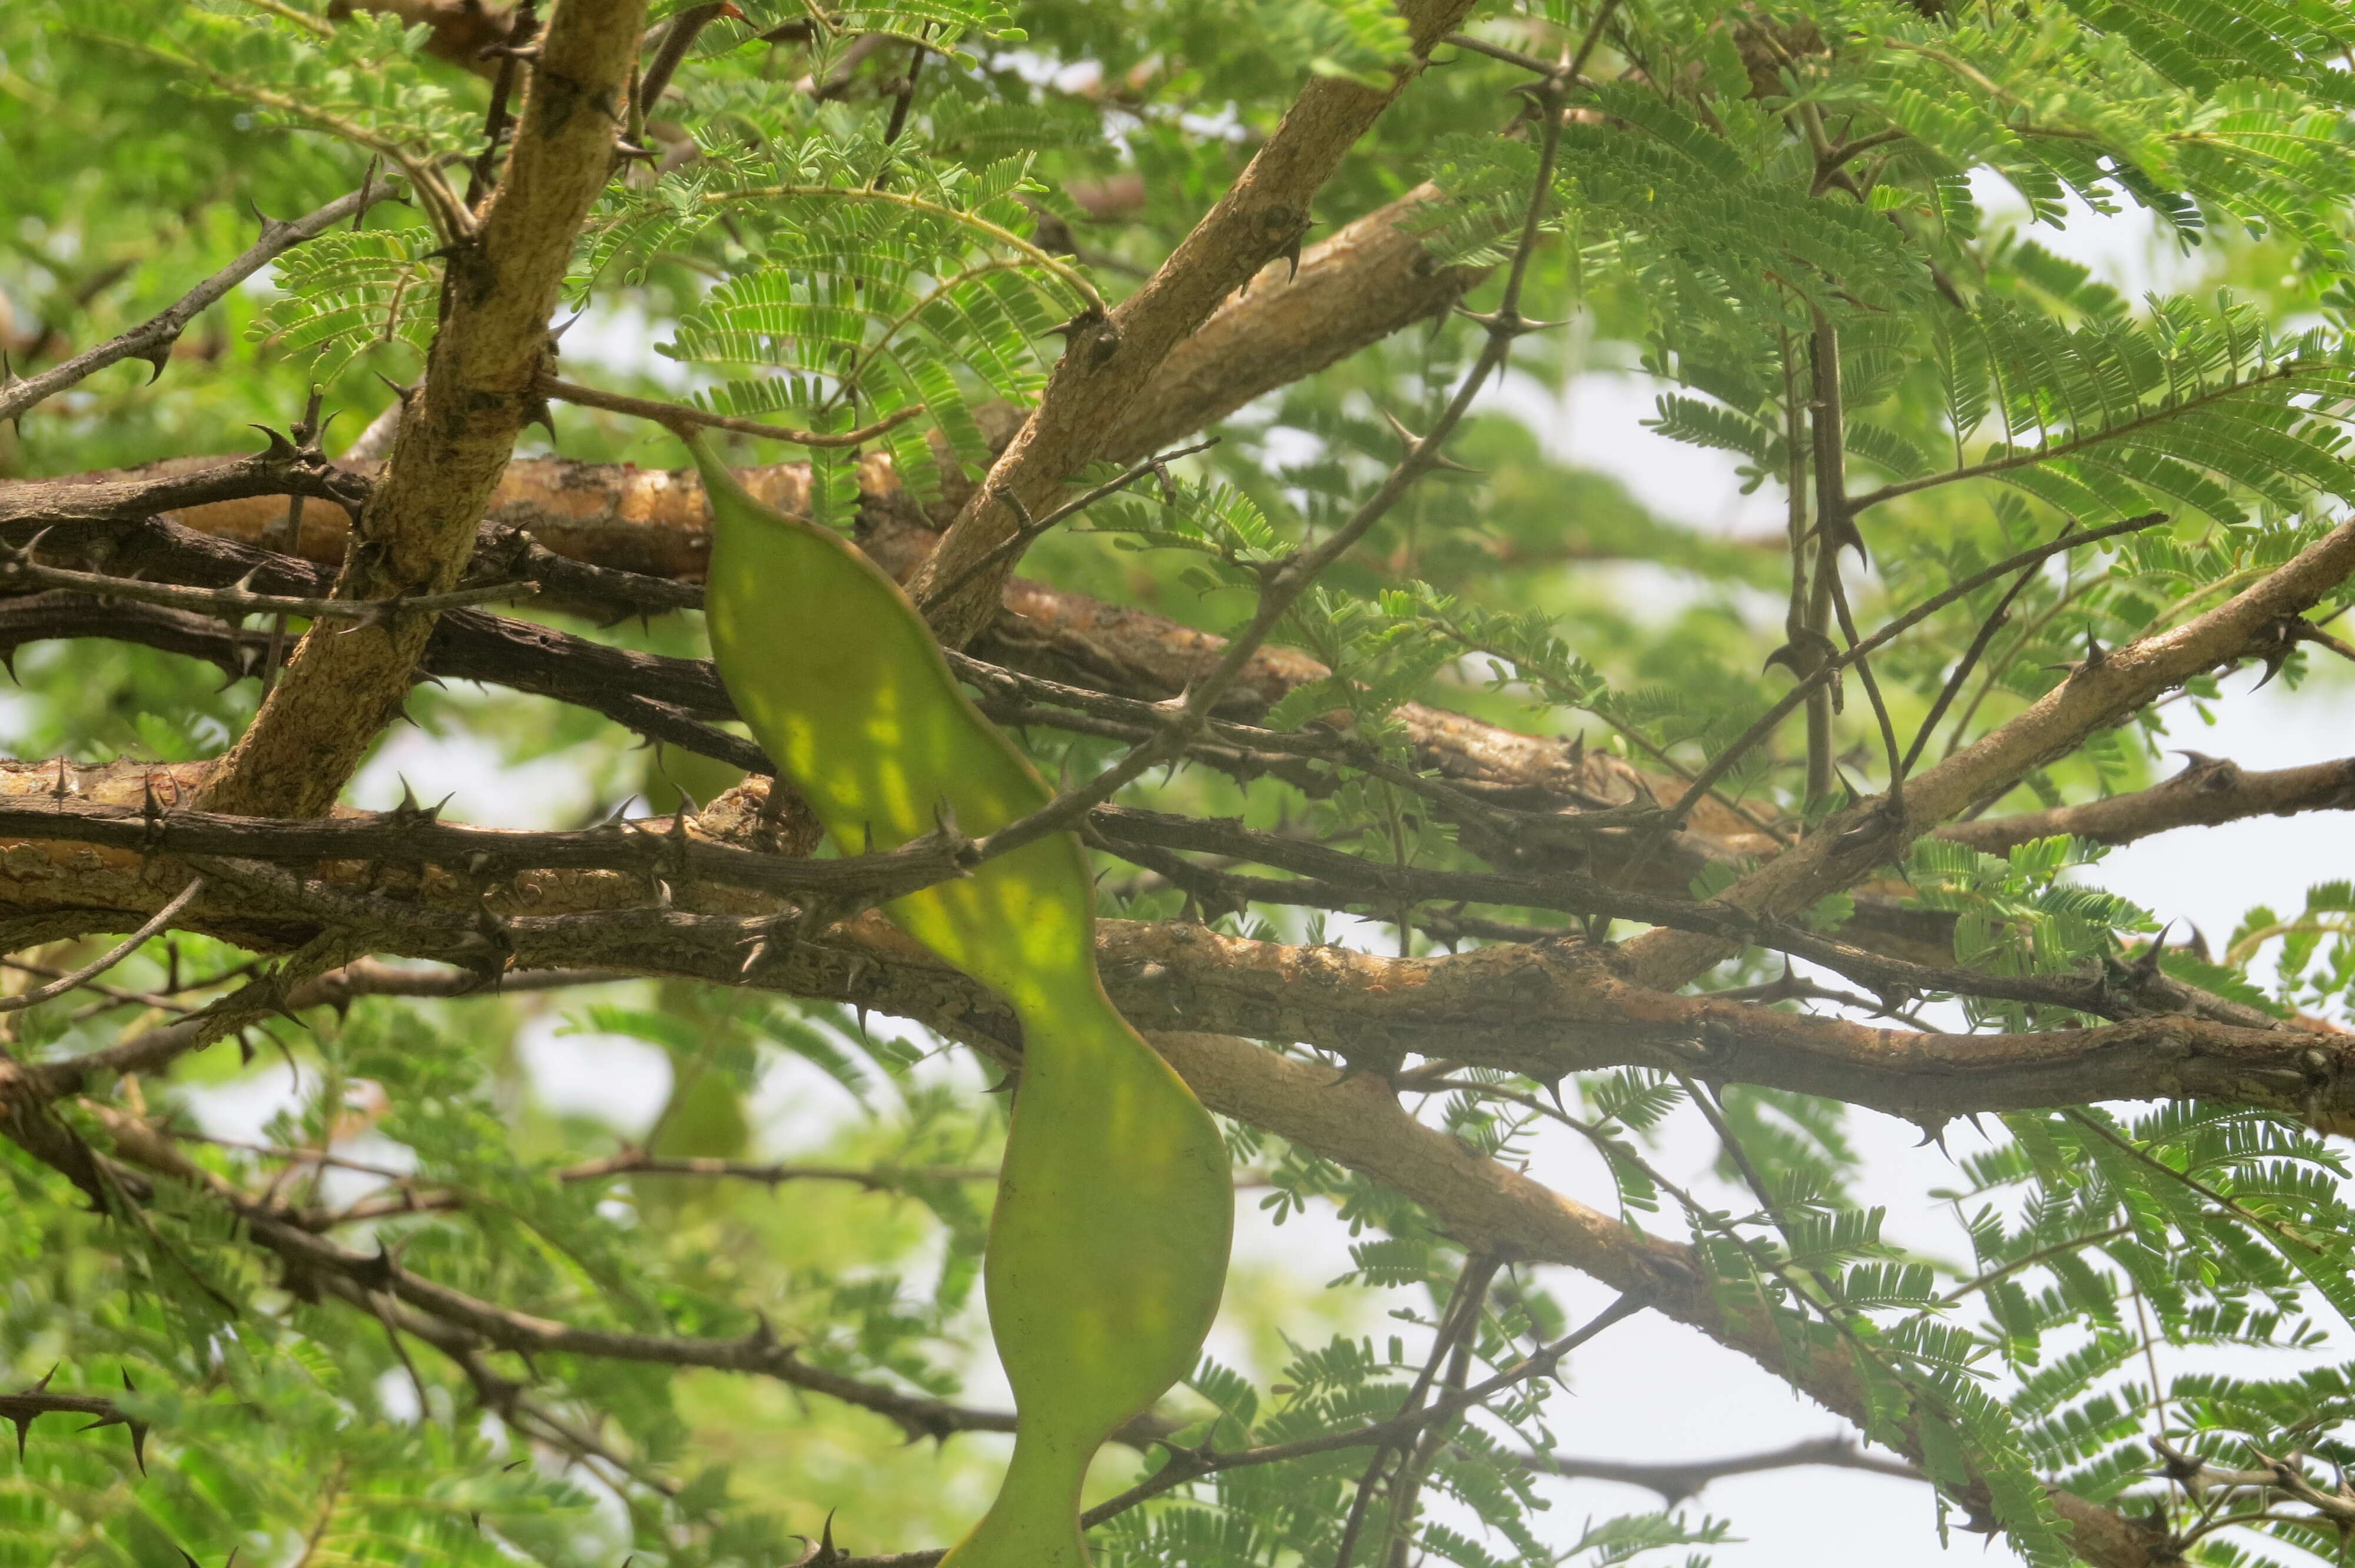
[685,431,1233,1566]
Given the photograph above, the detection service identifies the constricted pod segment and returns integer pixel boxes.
[683,432,1234,1566]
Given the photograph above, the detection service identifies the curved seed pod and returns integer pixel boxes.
[684,432,1232,1566]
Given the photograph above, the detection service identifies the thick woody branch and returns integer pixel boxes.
[1138,1032,2158,1568]
[0,499,1744,871]
[18,506,2355,993]
[904,0,1484,643]
[0,776,2346,1140]
[0,795,968,931]
[0,799,2186,1568]
[203,0,649,817]
[0,448,370,534]
[1090,182,1482,463]
[0,755,2237,1041]
[12,1017,2140,1559]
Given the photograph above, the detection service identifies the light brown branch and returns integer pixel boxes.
[904,0,1485,644]
[1138,1032,2159,1568]
[1089,182,1484,464]
[0,763,2347,1131]
[1939,752,2355,857]
[0,878,205,1017]
[201,0,650,816]
[538,374,927,448]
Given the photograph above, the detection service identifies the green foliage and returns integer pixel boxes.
[9,0,2355,1563]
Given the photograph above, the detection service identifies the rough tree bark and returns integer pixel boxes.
[904,0,1485,645]
[200,0,649,816]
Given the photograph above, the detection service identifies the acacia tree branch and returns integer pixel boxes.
[15,526,2355,1010]
[1517,1434,1922,1501]
[976,90,1570,866]
[35,548,2350,907]
[904,0,1485,644]
[0,793,974,915]
[1,1028,2166,1566]
[5,490,1723,878]
[1623,516,2355,990]
[0,768,2291,1048]
[48,1105,1179,1451]
[1132,1032,2161,1568]
[538,374,927,447]
[0,551,533,623]
[0,447,372,534]
[0,796,2346,1170]
[1090,182,1484,463]
[0,175,398,426]
[0,878,205,1016]
[1667,514,2167,824]
[0,790,2220,1568]
[0,1379,148,1473]
[1938,752,2355,856]
[200,0,650,817]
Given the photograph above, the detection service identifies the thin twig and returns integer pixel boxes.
[1900,546,2046,778]
[539,374,927,448]
[0,174,398,424]
[917,438,1218,612]
[1801,315,1850,808]
[1668,513,2167,823]
[0,553,535,624]
[1076,1291,1648,1530]
[0,878,205,1015]
[1567,0,1624,77]
[1440,31,1558,75]
[1825,563,1903,808]
[466,0,538,206]
[1332,1254,1497,1567]
[635,1,723,124]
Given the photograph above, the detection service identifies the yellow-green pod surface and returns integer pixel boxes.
[686,435,1233,1566]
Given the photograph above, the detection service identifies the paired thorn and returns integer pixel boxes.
[10,1367,150,1473]
[387,776,453,826]
[1454,303,1571,338]
[811,1509,845,1567]
[1376,407,1480,474]
[248,196,295,242]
